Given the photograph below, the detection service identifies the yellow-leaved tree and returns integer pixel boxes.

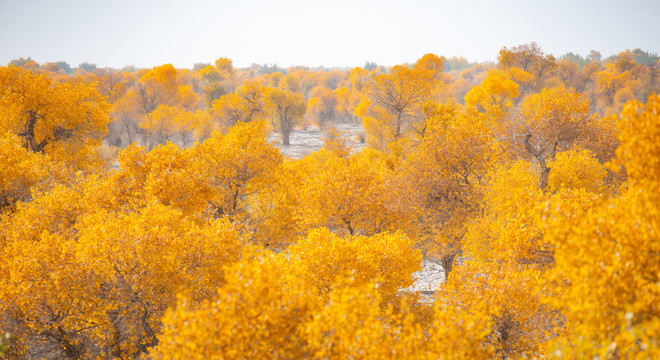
[358,55,442,150]
[139,105,207,148]
[0,177,244,359]
[544,93,660,359]
[506,87,595,190]
[192,120,283,232]
[153,228,426,359]
[400,102,499,279]
[268,87,307,145]
[211,81,273,129]
[296,148,409,236]
[0,65,110,170]
[0,130,50,213]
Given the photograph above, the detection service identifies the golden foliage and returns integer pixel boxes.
[211,81,273,128]
[2,53,659,360]
[296,149,409,236]
[0,65,110,170]
[544,94,660,359]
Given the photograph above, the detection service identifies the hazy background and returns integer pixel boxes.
[1,0,659,69]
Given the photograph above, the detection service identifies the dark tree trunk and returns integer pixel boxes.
[539,157,551,191]
[440,253,456,282]
[395,111,403,139]
[107,309,123,358]
[343,218,354,236]
[520,133,551,191]
[19,111,49,152]
[137,308,158,355]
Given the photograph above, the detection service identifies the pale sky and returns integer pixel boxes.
[1,0,659,69]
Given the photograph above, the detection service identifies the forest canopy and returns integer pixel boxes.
[1,44,659,359]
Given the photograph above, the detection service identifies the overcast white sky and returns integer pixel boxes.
[1,0,659,69]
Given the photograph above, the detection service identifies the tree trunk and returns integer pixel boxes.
[520,133,551,191]
[539,157,551,191]
[440,253,456,282]
[280,111,291,145]
[20,111,48,152]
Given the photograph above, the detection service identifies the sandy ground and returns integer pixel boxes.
[268,123,366,158]
[405,260,446,292]
[401,260,446,303]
